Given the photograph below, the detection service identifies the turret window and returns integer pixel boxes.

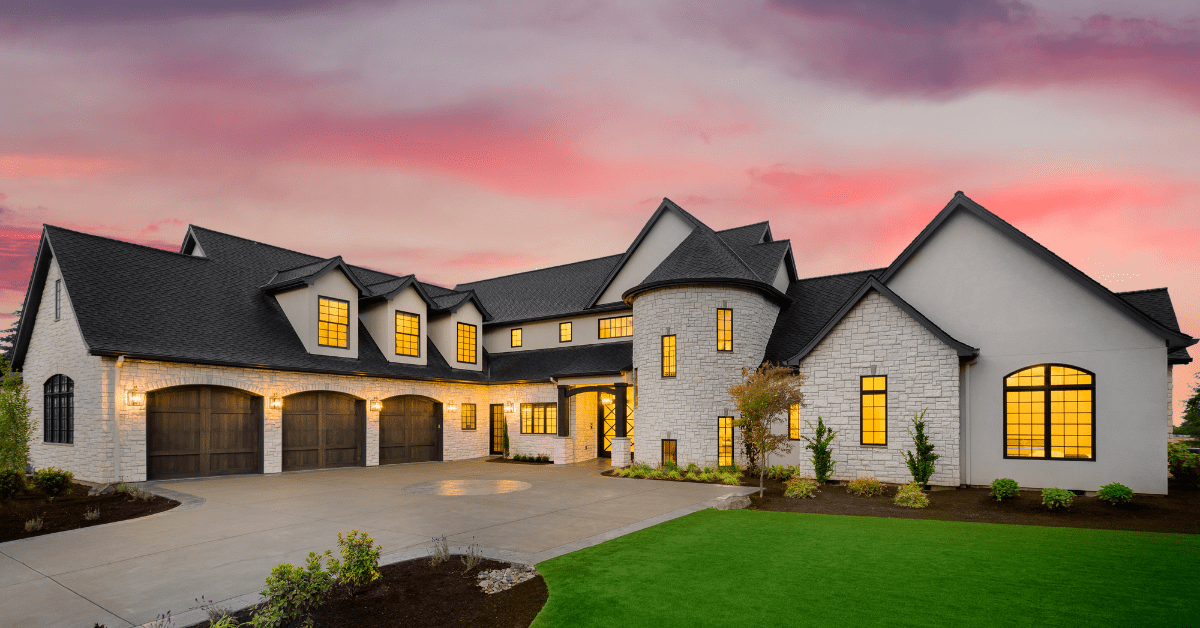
[717,308,732,351]
[661,335,676,377]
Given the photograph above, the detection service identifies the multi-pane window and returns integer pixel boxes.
[717,308,732,351]
[44,375,73,444]
[395,311,420,357]
[1004,365,1094,460]
[560,322,572,343]
[456,322,477,363]
[511,328,522,347]
[661,335,676,377]
[520,403,558,434]
[599,315,633,339]
[318,297,349,348]
[54,279,61,320]
[662,439,677,465]
[789,403,801,440]
[461,403,477,430]
[718,416,734,467]
[861,376,887,445]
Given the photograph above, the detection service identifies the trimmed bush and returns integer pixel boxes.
[800,417,837,482]
[766,465,798,481]
[1042,488,1074,510]
[784,476,819,498]
[901,409,939,484]
[894,482,929,508]
[0,467,26,500]
[719,469,742,486]
[846,477,884,497]
[328,529,381,588]
[1168,442,1200,487]
[33,467,73,499]
[990,478,1020,501]
[1097,483,1133,506]
[251,551,334,628]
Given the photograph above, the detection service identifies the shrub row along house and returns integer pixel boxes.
[11,193,1194,493]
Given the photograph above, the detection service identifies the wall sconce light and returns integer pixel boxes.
[446,400,458,413]
[369,397,382,412]
[602,396,614,406]
[503,399,515,414]
[269,393,283,411]
[126,385,145,407]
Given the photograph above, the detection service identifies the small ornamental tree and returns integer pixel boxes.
[1178,374,1200,437]
[728,364,805,496]
[901,409,939,485]
[502,420,510,458]
[801,417,837,482]
[0,357,33,472]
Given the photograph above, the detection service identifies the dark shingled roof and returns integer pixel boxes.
[489,342,632,381]
[763,268,887,364]
[1118,288,1192,364]
[454,254,624,325]
[641,226,763,285]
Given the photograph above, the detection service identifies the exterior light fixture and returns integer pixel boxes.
[602,396,614,406]
[446,400,458,413]
[126,385,145,407]
[269,393,283,411]
[503,399,515,414]
[369,397,382,412]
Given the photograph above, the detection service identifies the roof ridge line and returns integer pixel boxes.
[796,267,888,282]
[695,223,763,281]
[45,225,203,260]
[455,252,624,288]
[1116,287,1169,295]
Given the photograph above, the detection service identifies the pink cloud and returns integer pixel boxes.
[0,154,123,179]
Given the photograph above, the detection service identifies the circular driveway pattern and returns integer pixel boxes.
[403,479,532,496]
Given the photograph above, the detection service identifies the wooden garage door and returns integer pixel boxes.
[282,392,364,471]
[379,396,442,465]
[147,386,262,481]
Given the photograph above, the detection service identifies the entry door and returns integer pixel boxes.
[490,404,505,455]
[282,392,364,471]
[147,386,262,480]
[596,389,635,459]
[379,396,442,465]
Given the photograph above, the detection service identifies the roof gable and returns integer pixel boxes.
[587,198,704,306]
[261,256,369,296]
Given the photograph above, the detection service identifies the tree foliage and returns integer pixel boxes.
[901,409,939,484]
[800,416,837,482]
[728,363,805,496]
[1179,374,1200,436]
[0,356,32,472]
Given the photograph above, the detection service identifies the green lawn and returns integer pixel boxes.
[533,509,1198,627]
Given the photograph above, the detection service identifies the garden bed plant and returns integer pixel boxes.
[488,454,553,465]
[0,469,178,542]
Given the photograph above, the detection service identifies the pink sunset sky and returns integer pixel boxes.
[0,0,1197,419]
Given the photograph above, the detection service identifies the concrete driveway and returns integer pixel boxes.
[0,459,754,627]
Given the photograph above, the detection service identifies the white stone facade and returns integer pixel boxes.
[789,291,961,486]
[631,285,780,468]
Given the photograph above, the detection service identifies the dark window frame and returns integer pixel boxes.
[461,403,477,431]
[395,310,420,357]
[44,374,74,444]
[717,308,732,351]
[860,375,887,446]
[560,321,572,343]
[718,416,733,467]
[662,439,677,465]
[1002,364,1096,462]
[54,279,61,320]
[317,295,350,349]
[511,328,522,348]
[519,402,558,434]
[788,403,801,440]
[661,334,676,378]
[456,322,478,364]
[598,315,633,339]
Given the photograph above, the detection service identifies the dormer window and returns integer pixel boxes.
[396,311,420,357]
[318,297,349,348]
[457,322,477,364]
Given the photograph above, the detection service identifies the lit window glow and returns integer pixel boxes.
[599,315,633,339]
[318,297,349,348]
[661,335,676,377]
[395,311,419,357]
[789,403,800,440]
[717,308,732,351]
[456,322,477,364]
[1005,365,1094,460]
[520,403,557,434]
[718,416,733,467]
[560,322,572,342]
[462,403,476,430]
[861,376,887,445]
[511,328,522,347]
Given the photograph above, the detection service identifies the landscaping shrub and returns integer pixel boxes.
[685,462,700,475]
[661,468,682,480]
[251,551,334,628]
[24,517,42,532]
[536,454,550,463]
[719,469,742,485]
[1042,488,1074,510]
[328,529,381,588]
[1097,483,1133,506]
[33,467,73,499]
[502,421,510,458]
[84,507,100,521]
[1168,442,1200,487]
[901,409,939,485]
[461,538,482,572]
[628,463,654,478]
[430,535,450,566]
[846,477,884,497]
[766,465,797,481]
[800,417,837,482]
[990,478,1020,501]
[0,467,25,500]
[699,467,720,482]
[783,476,819,498]
[893,482,929,508]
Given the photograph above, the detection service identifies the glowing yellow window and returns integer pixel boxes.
[599,315,633,339]
[718,416,734,467]
[1004,364,1094,460]
[861,375,887,445]
[395,311,419,357]
[560,322,572,343]
[461,403,476,430]
[456,322,477,364]
[661,335,676,377]
[317,297,349,348]
[789,403,801,440]
[717,308,732,351]
[511,328,522,348]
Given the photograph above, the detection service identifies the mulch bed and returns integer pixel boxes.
[187,558,547,628]
[0,481,179,543]
[487,457,553,465]
[603,470,1200,534]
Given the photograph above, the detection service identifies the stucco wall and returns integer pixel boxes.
[360,285,428,366]
[428,301,484,372]
[597,208,694,304]
[782,291,962,486]
[887,209,1171,493]
[483,309,633,354]
[273,269,360,359]
[632,285,779,467]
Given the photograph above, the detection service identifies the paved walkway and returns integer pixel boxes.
[0,459,754,627]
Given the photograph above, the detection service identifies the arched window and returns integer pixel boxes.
[44,375,74,444]
[1004,365,1094,460]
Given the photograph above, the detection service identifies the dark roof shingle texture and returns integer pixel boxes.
[454,254,623,324]
[763,268,887,363]
[1117,288,1191,363]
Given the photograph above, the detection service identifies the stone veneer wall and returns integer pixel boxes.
[631,285,779,467]
[791,291,961,486]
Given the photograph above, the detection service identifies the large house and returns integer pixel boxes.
[11,193,1194,493]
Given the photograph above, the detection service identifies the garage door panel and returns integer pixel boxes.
[283,413,319,449]
[147,386,261,481]
[282,392,363,471]
[378,396,440,465]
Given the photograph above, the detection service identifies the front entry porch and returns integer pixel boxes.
[546,383,635,467]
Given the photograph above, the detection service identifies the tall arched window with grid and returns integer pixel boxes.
[1004,364,1094,460]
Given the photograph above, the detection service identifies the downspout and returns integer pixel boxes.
[113,356,124,483]
[962,360,975,487]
